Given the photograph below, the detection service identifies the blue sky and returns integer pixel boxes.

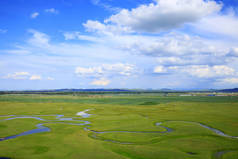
[1,0,238,90]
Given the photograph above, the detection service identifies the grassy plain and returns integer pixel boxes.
[0,94,238,159]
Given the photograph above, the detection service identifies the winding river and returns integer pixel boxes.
[0,110,237,158]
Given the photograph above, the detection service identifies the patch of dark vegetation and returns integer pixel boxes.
[139,101,158,105]
[187,152,197,155]
[0,95,238,104]
[33,146,49,154]
[0,124,7,128]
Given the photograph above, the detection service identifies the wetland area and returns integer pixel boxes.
[0,94,238,159]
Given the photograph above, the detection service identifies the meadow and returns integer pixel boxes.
[0,94,238,159]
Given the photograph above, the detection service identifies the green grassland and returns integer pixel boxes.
[0,94,238,159]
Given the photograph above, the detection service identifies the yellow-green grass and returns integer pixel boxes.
[0,94,238,159]
[222,151,238,159]
[0,119,42,137]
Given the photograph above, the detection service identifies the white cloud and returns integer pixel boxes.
[47,77,55,80]
[90,0,121,12]
[0,29,7,34]
[86,0,222,33]
[65,32,230,60]
[104,63,136,76]
[228,47,238,57]
[2,49,31,54]
[65,31,234,68]
[4,72,30,80]
[115,32,228,57]
[156,53,228,66]
[28,29,50,47]
[3,2,238,90]
[75,66,103,77]
[81,0,237,71]
[45,8,59,14]
[156,57,184,65]
[90,78,110,86]
[64,30,235,69]
[168,66,179,70]
[83,20,131,35]
[63,32,80,40]
[13,72,29,76]
[31,12,39,19]
[63,31,101,42]
[78,32,207,56]
[91,0,100,5]
[3,72,43,80]
[182,65,235,78]
[154,66,167,73]
[84,20,105,32]
[219,77,238,84]
[75,63,137,77]
[30,75,42,80]
[192,14,238,38]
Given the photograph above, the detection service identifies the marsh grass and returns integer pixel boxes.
[0,94,238,159]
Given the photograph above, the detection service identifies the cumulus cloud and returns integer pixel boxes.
[192,13,238,38]
[2,49,31,54]
[219,77,238,84]
[117,32,228,57]
[63,32,81,40]
[90,0,121,12]
[2,0,238,89]
[63,31,101,42]
[90,78,110,86]
[75,63,137,77]
[81,0,237,72]
[4,72,30,80]
[156,53,227,66]
[180,65,235,78]
[28,29,50,47]
[64,30,233,67]
[227,48,238,57]
[31,12,39,19]
[75,66,103,77]
[85,0,221,33]
[154,66,167,73]
[64,31,230,60]
[30,75,42,80]
[83,20,132,35]
[3,72,43,80]
[45,8,59,14]
[153,65,237,83]
[72,31,228,57]
[156,57,184,65]
[47,77,55,80]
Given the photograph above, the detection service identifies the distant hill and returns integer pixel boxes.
[0,88,184,95]
[53,89,130,92]
[1,88,238,94]
[23,89,131,92]
[0,89,131,94]
[219,88,238,92]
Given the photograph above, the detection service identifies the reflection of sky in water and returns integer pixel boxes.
[76,109,91,118]
[1,110,238,145]
[0,110,92,142]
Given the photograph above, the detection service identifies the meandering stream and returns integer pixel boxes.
[0,110,237,158]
